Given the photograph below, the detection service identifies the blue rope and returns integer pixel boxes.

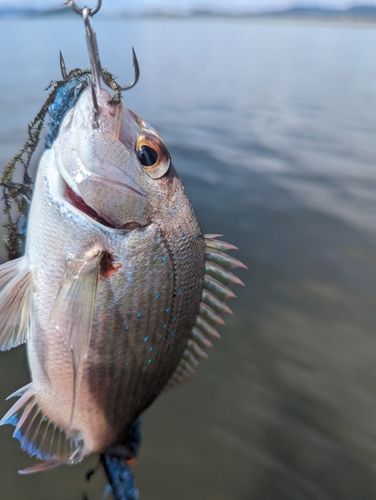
[46,77,87,149]
[101,456,139,500]
[101,419,142,500]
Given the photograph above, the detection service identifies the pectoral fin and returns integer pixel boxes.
[51,251,101,368]
[50,251,101,423]
[0,256,32,351]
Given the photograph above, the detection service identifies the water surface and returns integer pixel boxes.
[0,16,375,500]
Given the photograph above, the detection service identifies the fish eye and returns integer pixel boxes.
[136,134,171,179]
[137,145,158,167]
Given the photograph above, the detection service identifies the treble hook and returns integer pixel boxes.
[65,0,141,95]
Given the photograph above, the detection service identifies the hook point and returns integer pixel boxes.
[119,47,140,92]
[59,50,68,80]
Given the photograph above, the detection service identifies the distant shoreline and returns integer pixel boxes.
[128,13,376,24]
[0,16,375,28]
[1,7,376,26]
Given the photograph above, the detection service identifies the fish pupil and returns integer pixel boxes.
[137,145,158,167]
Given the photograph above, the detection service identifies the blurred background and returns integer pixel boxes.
[0,0,376,499]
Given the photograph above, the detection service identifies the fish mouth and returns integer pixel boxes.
[62,180,146,231]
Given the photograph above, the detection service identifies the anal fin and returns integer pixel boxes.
[0,256,32,351]
[0,383,84,468]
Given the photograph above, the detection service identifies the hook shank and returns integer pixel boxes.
[82,7,103,92]
[65,0,141,97]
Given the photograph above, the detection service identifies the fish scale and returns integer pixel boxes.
[88,228,177,435]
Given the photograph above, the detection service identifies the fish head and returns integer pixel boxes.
[53,86,173,230]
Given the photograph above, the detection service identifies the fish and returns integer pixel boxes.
[0,30,245,479]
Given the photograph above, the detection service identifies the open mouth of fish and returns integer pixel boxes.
[63,182,115,228]
[64,181,145,231]
[52,167,146,231]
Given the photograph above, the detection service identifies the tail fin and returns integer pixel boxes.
[0,256,32,351]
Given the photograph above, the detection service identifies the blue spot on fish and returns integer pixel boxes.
[177,287,185,296]
[136,312,143,320]
[155,292,161,300]
[143,335,149,343]
[171,328,177,337]
[161,256,168,264]
[148,346,154,353]
[165,307,171,314]
[147,358,153,366]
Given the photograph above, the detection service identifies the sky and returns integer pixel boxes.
[2,0,376,11]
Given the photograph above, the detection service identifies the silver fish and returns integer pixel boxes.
[0,80,245,474]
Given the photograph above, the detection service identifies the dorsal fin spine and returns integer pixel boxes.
[166,235,246,389]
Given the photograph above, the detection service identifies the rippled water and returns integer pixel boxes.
[0,15,376,500]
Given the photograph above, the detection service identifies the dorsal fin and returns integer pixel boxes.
[166,235,246,389]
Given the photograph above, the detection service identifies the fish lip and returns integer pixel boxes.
[58,174,149,233]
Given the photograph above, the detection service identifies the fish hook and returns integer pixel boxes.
[66,0,102,16]
[65,0,141,95]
